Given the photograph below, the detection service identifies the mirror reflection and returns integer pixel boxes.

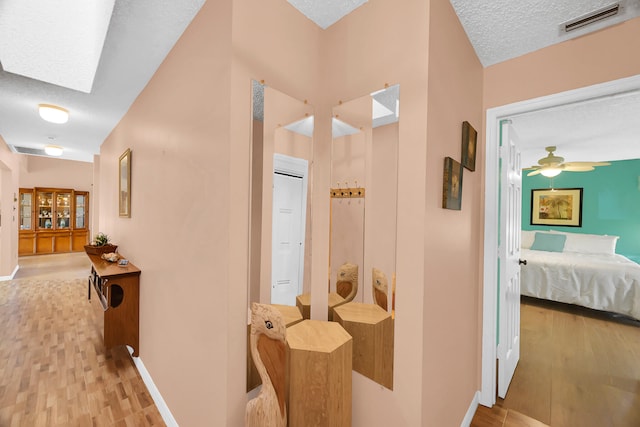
[247,80,314,392]
[329,84,400,389]
[248,80,314,307]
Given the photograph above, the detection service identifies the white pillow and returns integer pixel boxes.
[521,230,536,249]
[550,230,619,255]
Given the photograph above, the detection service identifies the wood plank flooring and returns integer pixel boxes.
[472,297,640,427]
[0,253,165,426]
[472,404,549,427]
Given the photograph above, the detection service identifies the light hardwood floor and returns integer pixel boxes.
[0,253,165,426]
[7,255,639,426]
[472,297,640,427]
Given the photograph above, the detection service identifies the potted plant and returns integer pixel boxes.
[84,232,118,255]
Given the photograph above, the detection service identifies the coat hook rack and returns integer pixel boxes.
[330,183,365,199]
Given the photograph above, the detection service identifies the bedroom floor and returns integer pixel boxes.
[494,297,640,427]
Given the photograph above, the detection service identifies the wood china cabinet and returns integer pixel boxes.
[19,187,90,255]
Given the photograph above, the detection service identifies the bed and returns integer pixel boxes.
[520,230,640,320]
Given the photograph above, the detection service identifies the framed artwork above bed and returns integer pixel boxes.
[531,187,583,227]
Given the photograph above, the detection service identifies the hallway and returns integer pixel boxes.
[0,253,164,426]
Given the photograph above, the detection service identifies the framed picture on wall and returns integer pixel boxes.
[461,121,477,171]
[531,188,583,227]
[442,156,463,210]
[119,148,132,218]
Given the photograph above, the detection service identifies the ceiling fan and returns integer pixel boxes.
[525,146,610,177]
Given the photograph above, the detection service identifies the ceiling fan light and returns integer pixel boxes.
[540,168,562,178]
[38,104,69,124]
[44,145,64,156]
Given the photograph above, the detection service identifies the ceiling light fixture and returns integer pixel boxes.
[540,167,562,178]
[38,104,69,124]
[44,145,64,156]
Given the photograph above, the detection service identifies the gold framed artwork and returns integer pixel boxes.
[531,188,583,227]
[461,121,477,171]
[442,156,463,210]
[119,148,131,218]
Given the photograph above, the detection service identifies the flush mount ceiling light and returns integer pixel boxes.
[44,145,64,156]
[38,104,69,124]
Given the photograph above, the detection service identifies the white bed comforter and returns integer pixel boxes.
[520,249,640,320]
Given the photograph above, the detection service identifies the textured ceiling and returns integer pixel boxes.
[514,89,640,167]
[0,0,205,162]
[0,0,115,93]
[287,0,368,29]
[451,0,640,67]
[0,0,638,164]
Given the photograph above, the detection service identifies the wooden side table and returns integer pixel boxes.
[287,320,352,426]
[87,254,141,356]
[333,302,394,389]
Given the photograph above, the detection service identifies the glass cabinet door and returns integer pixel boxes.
[56,192,71,229]
[20,191,33,230]
[75,193,87,229]
[37,191,54,229]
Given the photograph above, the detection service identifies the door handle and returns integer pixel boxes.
[519,259,527,266]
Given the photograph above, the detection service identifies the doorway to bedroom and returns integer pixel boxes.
[481,74,640,423]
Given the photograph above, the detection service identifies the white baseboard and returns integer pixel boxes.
[461,391,480,427]
[0,265,19,281]
[133,355,179,426]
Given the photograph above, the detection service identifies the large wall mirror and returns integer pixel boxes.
[329,84,400,389]
[247,80,314,391]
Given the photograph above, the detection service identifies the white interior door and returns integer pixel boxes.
[498,120,523,398]
[271,171,305,306]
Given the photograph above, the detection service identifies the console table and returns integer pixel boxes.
[87,253,141,356]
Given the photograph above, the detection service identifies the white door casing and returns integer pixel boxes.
[480,74,640,407]
[271,154,308,306]
[497,120,522,398]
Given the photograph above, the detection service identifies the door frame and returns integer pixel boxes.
[273,153,308,298]
[480,73,640,407]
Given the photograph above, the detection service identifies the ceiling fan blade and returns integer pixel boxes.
[563,165,594,172]
[523,166,540,171]
[563,161,611,167]
[527,169,543,176]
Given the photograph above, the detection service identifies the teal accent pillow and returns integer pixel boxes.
[530,232,566,252]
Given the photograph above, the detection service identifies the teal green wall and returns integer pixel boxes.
[522,158,640,263]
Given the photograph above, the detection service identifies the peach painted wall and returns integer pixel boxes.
[484,16,640,109]
[98,0,321,424]
[98,0,234,424]
[92,0,522,424]
[322,0,434,424]
[0,138,20,277]
[91,155,100,244]
[322,0,484,423]
[18,155,92,191]
[230,1,321,423]
[423,0,484,425]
